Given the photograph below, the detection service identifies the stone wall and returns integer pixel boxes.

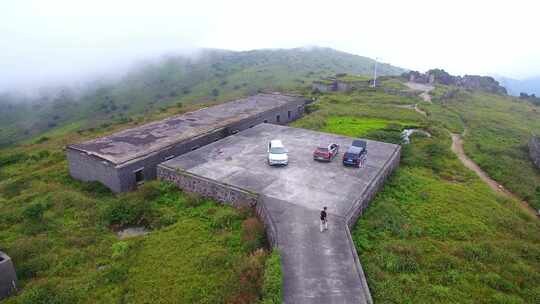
[345,145,401,229]
[255,196,279,248]
[529,136,540,170]
[312,81,335,92]
[157,165,259,208]
[0,252,17,300]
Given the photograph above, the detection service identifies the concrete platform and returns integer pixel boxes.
[159,124,400,303]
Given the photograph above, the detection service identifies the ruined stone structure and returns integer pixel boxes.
[529,136,540,170]
[312,74,371,93]
[67,93,308,192]
[312,79,336,92]
[0,252,17,300]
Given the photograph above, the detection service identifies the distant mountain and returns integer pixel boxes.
[495,75,540,96]
[0,47,406,147]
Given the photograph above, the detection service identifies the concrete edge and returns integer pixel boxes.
[256,197,280,248]
[343,223,373,304]
[344,144,402,229]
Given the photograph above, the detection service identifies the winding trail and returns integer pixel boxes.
[405,81,537,216]
[451,132,538,216]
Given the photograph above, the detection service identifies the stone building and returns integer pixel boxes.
[0,251,17,300]
[529,136,540,170]
[67,93,308,192]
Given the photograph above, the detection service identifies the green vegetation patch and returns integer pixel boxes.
[322,117,418,138]
[0,123,274,304]
[260,250,283,304]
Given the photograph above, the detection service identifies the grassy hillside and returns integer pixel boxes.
[292,86,540,303]
[423,87,540,209]
[0,47,405,147]
[0,111,276,303]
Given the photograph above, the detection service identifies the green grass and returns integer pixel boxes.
[260,250,283,304]
[292,84,540,303]
[321,117,419,138]
[0,122,272,303]
[425,89,540,209]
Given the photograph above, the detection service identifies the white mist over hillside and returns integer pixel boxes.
[1,0,539,93]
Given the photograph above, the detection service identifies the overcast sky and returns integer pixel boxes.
[1,0,539,92]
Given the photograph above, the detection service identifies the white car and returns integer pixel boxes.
[268,140,288,166]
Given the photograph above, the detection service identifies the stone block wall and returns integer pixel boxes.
[0,252,17,300]
[529,136,540,170]
[157,165,259,208]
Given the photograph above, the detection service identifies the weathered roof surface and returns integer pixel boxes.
[68,93,305,165]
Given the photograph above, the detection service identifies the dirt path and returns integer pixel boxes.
[395,103,427,116]
[451,132,538,217]
[414,104,427,116]
[405,82,434,103]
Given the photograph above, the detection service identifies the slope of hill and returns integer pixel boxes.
[0,47,405,147]
[1,74,539,303]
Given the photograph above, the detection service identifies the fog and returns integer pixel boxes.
[1,0,539,93]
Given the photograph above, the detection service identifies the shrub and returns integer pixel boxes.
[22,202,47,221]
[305,103,320,114]
[111,241,129,259]
[241,217,266,253]
[184,191,203,208]
[101,198,156,228]
[0,152,27,166]
[34,136,50,144]
[210,208,242,230]
[261,250,283,304]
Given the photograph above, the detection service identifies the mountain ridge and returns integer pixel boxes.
[0,47,406,147]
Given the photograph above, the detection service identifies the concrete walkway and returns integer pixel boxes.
[263,196,371,303]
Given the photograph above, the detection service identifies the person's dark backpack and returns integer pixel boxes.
[320,210,327,221]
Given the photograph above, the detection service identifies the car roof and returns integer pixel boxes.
[352,139,367,148]
[270,139,284,147]
[346,146,364,153]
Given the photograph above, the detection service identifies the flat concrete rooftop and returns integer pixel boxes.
[161,123,400,216]
[160,123,400,303]
[67,93,305,165]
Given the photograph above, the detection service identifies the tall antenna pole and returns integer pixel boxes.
[372,57,379,88]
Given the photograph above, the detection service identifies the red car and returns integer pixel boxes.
[313,143,340,161]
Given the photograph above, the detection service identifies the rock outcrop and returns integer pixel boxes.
[403,69,507,95]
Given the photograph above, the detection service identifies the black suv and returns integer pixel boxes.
[342,145,367,168]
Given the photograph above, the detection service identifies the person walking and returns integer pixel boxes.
[320,206,328,232]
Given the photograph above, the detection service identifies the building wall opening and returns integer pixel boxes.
[276,115,281,123]
[288,111,292,119]
[134,169,144,184]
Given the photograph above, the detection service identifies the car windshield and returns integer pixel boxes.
[270,147,287,154]
[344,152,358,159]
[317,147,329,152]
